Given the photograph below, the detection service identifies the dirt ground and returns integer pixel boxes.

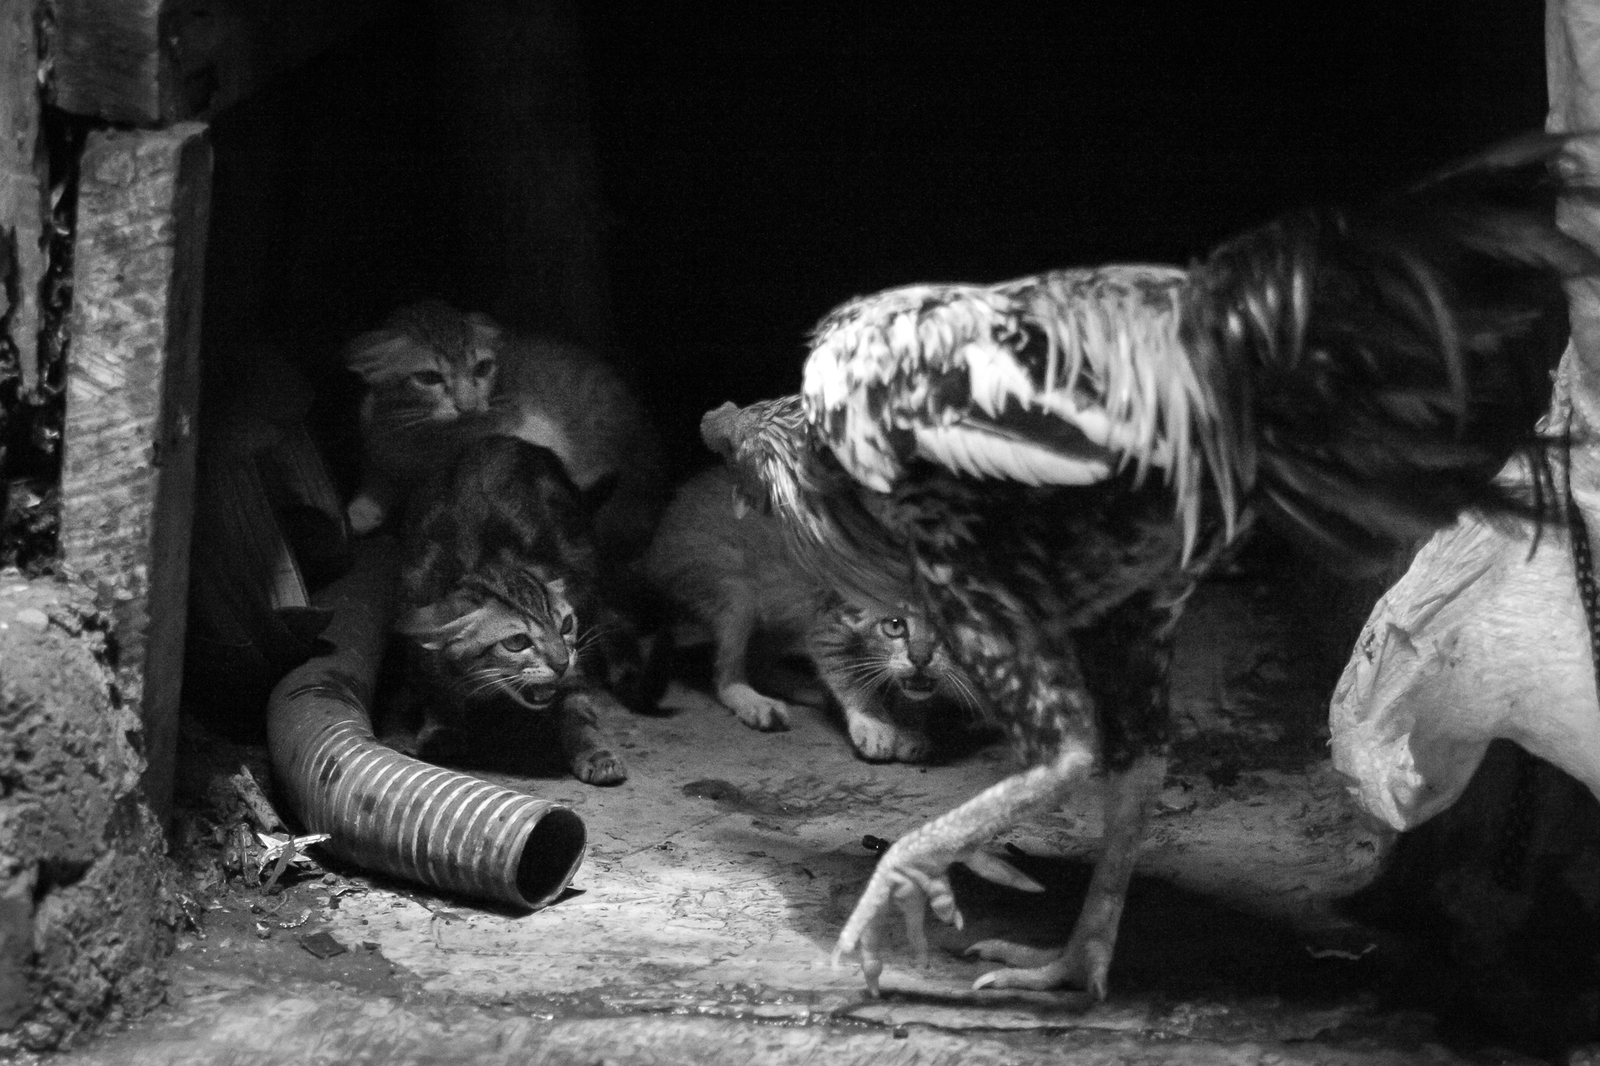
[36,571,1591,1066]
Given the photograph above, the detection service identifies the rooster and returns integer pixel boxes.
[700,134,1598,1000]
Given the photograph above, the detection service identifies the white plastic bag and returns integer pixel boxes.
[1330,468,1600,831]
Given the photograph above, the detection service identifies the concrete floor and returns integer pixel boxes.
[45,581,1545,1066]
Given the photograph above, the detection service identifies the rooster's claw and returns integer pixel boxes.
[835,839,1043,993]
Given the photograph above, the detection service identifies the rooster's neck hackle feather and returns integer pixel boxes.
[700,398,914,607]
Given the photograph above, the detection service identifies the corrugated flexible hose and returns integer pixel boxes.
[266,536,586,910]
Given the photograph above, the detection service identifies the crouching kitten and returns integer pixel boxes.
[644,466,980,762]
[392,435,639,784]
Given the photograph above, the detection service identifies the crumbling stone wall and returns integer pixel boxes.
[0,572,178,1054]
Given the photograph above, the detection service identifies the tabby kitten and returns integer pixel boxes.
[807,604,973,762]
[644,466,977,762]
[394,434,636,785]
[344,300,666,566]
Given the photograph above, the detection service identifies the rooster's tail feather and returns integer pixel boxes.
[1181,131,1598,569]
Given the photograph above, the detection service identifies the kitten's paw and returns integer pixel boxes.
[347,493,386,536]
[571,748,628,786]
[846,709,932,763]
[718,682,794,732]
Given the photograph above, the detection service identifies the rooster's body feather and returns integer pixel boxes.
[701,133,1598,999]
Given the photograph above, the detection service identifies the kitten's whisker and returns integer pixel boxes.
[943,669,990,723]
[944,669,977,705]
[373,409,446,430]
[464,676,510,699]
[460,661,515,690]
[835,661,888,684]
[581,618,623,639]
[575,626,605,646]
[477,675,524,702]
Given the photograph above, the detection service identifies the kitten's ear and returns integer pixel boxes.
[344,328,421,383]
[395,597,492,652]
[577,472,620,518]
[463,312,504,350]
[836,603,867,626]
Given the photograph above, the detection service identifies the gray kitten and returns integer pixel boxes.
[344,300,666,565]
[644,466,978,761]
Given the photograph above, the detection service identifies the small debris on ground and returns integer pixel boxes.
[257,831,331,890]
[299,931,349,960]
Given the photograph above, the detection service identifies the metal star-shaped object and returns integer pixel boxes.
[256,831,331,889]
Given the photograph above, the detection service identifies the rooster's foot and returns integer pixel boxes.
[963,939,1062,969]
[833,842,1042,996]
[969,929,1111,999]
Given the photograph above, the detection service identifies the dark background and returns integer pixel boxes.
[575,0,1549,463]
[202,0,1550,478]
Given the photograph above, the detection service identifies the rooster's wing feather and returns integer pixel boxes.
[801,134,1597,572]
[803,265,1246,559]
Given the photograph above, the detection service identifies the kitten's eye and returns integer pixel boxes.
[472,360,494,379]
[560,615,575,636]
[880,618,907,638]
[500,634,533,652]
[411,370,447,387]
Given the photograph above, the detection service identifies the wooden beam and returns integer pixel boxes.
[47,0,382,126]
[59,125,212,821]
[1549,0,1600,413]
[1,0,46,391]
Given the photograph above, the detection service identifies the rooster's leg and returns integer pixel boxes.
[962,591,1177,997]
[967,754,1165,996]
[832,739,1095,995]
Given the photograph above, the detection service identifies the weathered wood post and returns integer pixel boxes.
[57,125,212,823]
[2,1,378,1051]
[0,0,46,394]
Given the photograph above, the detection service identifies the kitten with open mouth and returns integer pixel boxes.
[646,466,984,762]
[389,435,637,785]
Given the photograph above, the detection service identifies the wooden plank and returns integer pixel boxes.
[47,0,163,125]
[47,0,382,126]
[1,0,45,390]
[1549,0,1600,407]
[59,125,212,822]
